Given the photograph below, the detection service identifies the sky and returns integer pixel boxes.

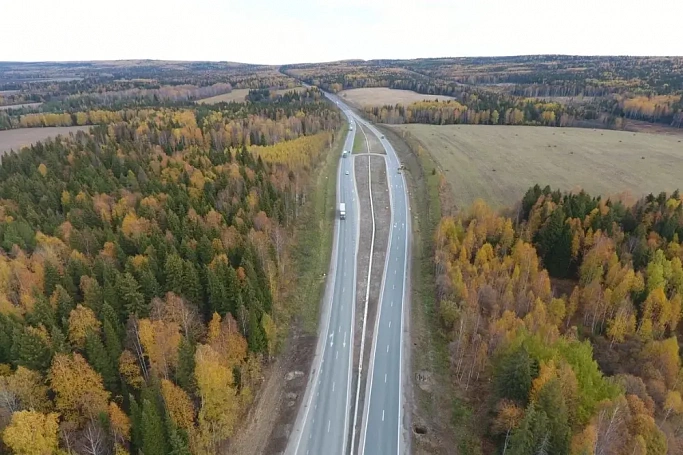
[2,0,682,64]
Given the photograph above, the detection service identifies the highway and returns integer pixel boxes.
[286,106,360,455]
[287,92,410,455]
[354,116,409,455]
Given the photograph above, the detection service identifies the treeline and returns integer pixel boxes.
[435,186,683,454]
[363,99,577,127]
[0,95,339,454]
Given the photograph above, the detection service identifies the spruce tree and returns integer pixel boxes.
[175,337,196,393]
[247,308,267,353]
[141,397,169,455]
[117,272,147,317]
[165,254,185,295]
[11,326,53,371]
[84,331,118,393]
[43,260,61,298]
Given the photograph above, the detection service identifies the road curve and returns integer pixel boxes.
[286,107,359,455]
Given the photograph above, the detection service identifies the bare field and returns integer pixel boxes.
[0,102,43,111]
[196,89,251,104]
[197,86,305,104]
[339,88,455,107]
[393,124,683,209]
[0,126,89,155]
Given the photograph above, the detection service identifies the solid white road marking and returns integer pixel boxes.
[389,321,392,328]
[385,374,387,383]
[333,382,335,392]
[328,420,331,433]
[387,345,390,353]
[391,301,393,307]
[382,410,385,421]
[336,351,338,360]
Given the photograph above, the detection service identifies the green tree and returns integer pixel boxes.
[141,397,168,455]
[85,331,119,393]
[495,346,538,406]
[247,308,267,353]
[117,272,147,317]
[43,261,61,298]
[11,326,53,371]
[52,285,75,329]
[165,254,185,295]
[176,337,196,393]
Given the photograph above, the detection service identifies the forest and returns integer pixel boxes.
[434,185,683,454]
[0,87,341,454]
[284,56,683,129]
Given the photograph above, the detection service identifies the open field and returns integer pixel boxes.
[196,89,251,104]
[339,88,455,107]
[197,86,305,104]
[0,102,43,111]
[0,126,89,155]
[393,124,683,209]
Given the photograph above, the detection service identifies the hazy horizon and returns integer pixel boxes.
[3,0,682,64]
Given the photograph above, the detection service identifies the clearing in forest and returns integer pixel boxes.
[339,88,455,107]
[393,124,683,210]
[197,87,306,104]
[0,126,89,155]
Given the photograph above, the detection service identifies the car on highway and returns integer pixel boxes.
[345,170,349,175]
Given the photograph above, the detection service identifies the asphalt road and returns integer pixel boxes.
[286,106,360,455]
[287,92,410,455]
[354,116,410,455]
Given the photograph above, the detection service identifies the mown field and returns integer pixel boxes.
[197,86,305,104]
[393,124,683,209]
[0,126,89,155]
[339,87,455,107]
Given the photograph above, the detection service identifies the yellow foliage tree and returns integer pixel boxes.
[68,304,101,349]
[161,379,195,431]
[3,410,59,455]
[49,353,109,423]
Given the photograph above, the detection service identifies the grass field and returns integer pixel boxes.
[339,87,455,107]
[0,126,89,155]
[393,124,683,209]
[197,86,305,104]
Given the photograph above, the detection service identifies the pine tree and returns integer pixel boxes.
[206,267,227,316]
[85,331,119,393]
[247,308,267,353]
[175,337,196,393]
[26,295,56,329]
[166,417,192,455]
[52,285,75,330]
[141,398,169,455]
[138,267,161,302]
[165,254,184,295]
[495,346,538,406]
[103,319,123,368]
[117,272,147,317]
[535,379,570,454]
[182,260,201,304]
[43,261,61,298]
[11,326,53,371]
[50,325,70,355]
[130,395,143,453]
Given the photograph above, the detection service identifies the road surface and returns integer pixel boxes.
[286,107,360,455]
[353,115,410,455]
[287,92,410,455]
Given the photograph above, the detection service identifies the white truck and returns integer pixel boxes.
[339,202,346,220]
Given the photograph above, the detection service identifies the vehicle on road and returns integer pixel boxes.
[339,202,346,219]
[343,150,348,158]
[345,170,349,175]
